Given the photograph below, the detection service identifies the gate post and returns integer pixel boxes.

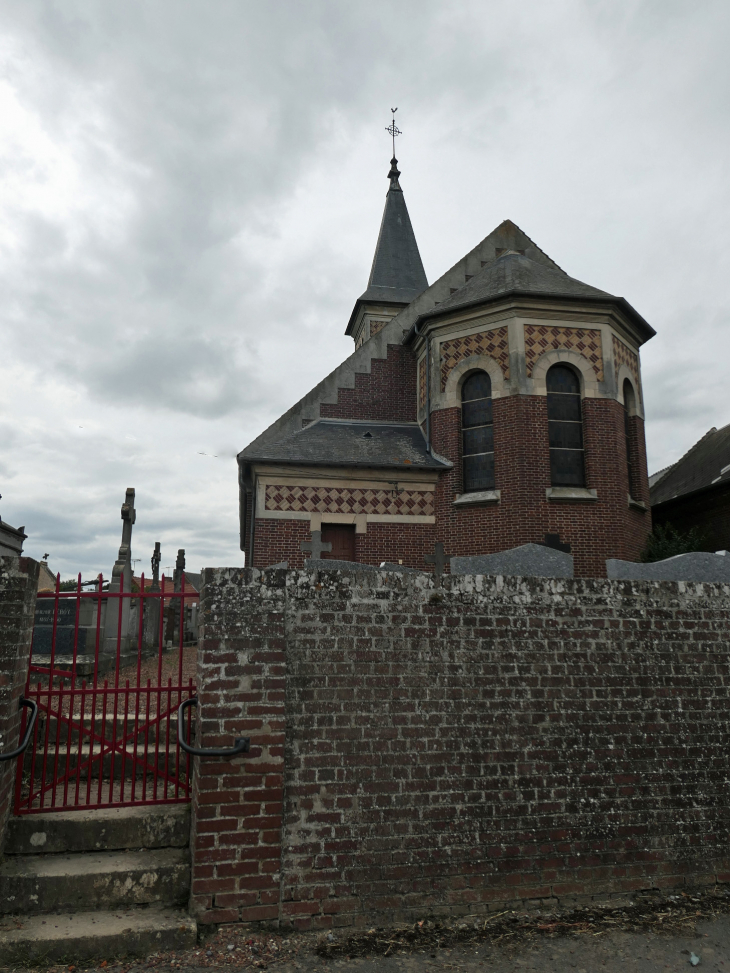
[0,556,39,848]
[190,568,287,924]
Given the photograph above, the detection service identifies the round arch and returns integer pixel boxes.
[531,349,599,398]
[441,354,508,410]
[616,364,644,418]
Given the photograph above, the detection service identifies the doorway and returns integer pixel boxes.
[320,523,356,562]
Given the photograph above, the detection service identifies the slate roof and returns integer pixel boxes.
[650,423,730,505]
[409,249,655,342]
[238,419,450,471]
[346,159,428,334]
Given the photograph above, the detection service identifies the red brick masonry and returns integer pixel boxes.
[191,567,730,929]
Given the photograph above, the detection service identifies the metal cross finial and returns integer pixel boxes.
[386,107,401,157]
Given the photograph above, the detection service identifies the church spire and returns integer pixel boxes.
[345,113,428,342]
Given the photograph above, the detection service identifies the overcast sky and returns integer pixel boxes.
[1,0,728,580]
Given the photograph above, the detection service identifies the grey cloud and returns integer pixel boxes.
[1,0,729,575]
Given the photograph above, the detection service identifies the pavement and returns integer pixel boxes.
[4,902,730,973]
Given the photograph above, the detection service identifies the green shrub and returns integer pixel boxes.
[640,523,708,562]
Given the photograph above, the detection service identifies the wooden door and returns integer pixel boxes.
[321,524,356,562]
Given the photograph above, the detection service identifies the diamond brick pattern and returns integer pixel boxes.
[612,334,639,385]
[524,325,604,381]
[369,319,387,337]
[418,357,426,410]
[265,484,434,517]
[439,327,510,391]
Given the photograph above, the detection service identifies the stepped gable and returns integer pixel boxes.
[651,423,730,505]
[242,220,567,457]
[240,419,450,470]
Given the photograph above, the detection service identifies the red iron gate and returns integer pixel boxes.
[14,574,198,815]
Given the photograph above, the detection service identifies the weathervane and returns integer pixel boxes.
[386,107,401,158]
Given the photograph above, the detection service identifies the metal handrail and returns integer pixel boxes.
[177,696,250,758]
[0,698,38,762]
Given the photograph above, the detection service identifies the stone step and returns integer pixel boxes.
[0,847,189,915]
[0,907,196,965]
[28,744,191,780]
[5,804,190,855]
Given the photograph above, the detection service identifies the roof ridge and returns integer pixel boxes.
[498,220,566,274]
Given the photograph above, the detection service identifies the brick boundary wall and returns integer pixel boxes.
[192,567,730,930]
[0,556,39,852]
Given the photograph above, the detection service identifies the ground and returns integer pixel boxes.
[5,890,730,973]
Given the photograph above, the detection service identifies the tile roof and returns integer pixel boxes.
[239,419,451,470]
[346,159,428,334]
[650,423,730,505]
[412,250,655,341]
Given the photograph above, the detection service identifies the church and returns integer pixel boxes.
[238,153,654,577]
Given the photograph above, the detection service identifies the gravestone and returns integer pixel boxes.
[103,488,136,657]
[30,585,104,675]
[451,543,574,578]
[143,541,162,649]
[606,551,730,582]
[303,558,379,573]
[165,548,185,645]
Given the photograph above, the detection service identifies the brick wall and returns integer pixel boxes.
[320,344,417,422]
[0,556,39,850]
[430,395,652,577]
[249,518,437,572]
[192,567,730,930]
[190,569,287,924]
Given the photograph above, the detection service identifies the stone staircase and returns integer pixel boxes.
[0,804,196,964]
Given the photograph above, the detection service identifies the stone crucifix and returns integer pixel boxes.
[425,541,449,581]
[300,530,332,560]
[104,487,136,655]
[151,542,161,592]
[119,488,136,563]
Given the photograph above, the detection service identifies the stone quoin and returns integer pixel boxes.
[238,151,654,577]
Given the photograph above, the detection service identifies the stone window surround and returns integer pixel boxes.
[616,365,644,419]
[416,307,645,417]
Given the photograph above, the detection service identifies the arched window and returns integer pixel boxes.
[546,364,585,487]
[623,379,638,498]
[461,371,494,491]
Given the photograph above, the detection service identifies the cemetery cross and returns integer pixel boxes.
[300,530,332,560]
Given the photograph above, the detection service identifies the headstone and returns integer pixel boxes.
[303,558,379,573]
[103,488,136,656]
[166,548,185,645]
[425,541,449,580]
[451,543,574,578]
[144,541,162,649]
[378,562,423,574]
[301,530,332,560]
[606,551,730,582]
[0,520,26,556]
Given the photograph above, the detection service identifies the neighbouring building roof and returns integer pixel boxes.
[239,419,451,471]
[650,423,730,506]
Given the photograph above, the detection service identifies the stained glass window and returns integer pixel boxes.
[546,365,585,487]
[462,371,494,491]
[623,379,637,498]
